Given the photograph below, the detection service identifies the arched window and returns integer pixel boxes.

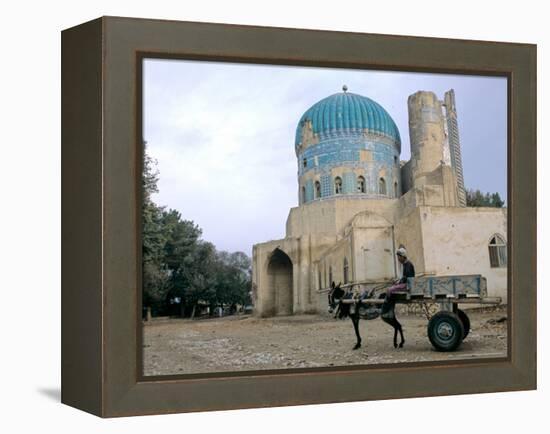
[489,234,507,268]
[334,177,343,194]
[343,257,349,284]
[314,180,321,199]
[357,176,366,193]
[301,186,306,204]
[394,181,398,198]
[302,157,307,168]
[378,177,386,195]
[329,266,333,286]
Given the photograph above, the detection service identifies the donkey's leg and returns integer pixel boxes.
[389,304,405,348]
[381,300,401,348]
[395,315,405,348]
[382,317,400,348]
[351,315,362,350]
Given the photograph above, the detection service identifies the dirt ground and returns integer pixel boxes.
[142,308,507,376]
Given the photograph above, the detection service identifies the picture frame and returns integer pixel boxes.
[61,16,536,417]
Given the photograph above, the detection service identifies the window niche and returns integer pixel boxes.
[379,177,386,195]
[357,176,366,193]
[334,177,343,194]
[488,234,507,268]
[315,180,321,199]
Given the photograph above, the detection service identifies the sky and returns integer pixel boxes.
[143,59,507,256]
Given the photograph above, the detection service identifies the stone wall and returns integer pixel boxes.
[286,196,398,238]
[417,206,508,300]
[407,91,447,187]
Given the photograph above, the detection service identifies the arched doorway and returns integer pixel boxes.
[267,248,293,315]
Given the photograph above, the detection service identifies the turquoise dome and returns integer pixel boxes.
[295,91,401,151]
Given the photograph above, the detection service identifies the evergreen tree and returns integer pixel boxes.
[142,143,170,315]
[465,189,505,208]
[141,143,252,318]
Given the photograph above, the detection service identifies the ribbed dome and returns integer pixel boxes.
[295,91,401,150]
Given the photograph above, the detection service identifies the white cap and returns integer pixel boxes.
[396,247,407,258]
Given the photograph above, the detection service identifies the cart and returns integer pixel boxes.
[341,275,502,352]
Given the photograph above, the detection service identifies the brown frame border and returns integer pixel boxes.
[61,16,536,417]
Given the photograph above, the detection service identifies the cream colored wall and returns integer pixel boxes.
[315,235,353,288]
[252,238,298,317]
[313,211,396,295]
[401,160,413,193]
[286,196,399,238]
[253,233,338,316]
[255,200,508,317]
[394,207,426,274]
[255,204,508,316]
[351,226,396,281]
[418,206,508,300]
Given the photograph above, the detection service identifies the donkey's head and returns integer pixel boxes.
[328,283,352,319]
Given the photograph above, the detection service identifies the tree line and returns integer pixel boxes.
[142,147,252,318]
[465,189,505,208]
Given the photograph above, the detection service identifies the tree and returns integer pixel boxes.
[142,143,253,318]
[214,251,252,308]
[171,240,218,316]
[490,192,505,208]
[465,189,505,208]
[142,143,170,315]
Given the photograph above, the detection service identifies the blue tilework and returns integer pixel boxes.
[295,90,402,201]
[320,174,332,197]
[305,179,314,202]
[342,172,356,194]
[298,138,398,175]
[295,92,401,148]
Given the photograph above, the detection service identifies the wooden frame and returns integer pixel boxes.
[61,16,537,417]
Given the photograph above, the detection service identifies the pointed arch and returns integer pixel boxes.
[267,248,294,315]
[357,175,366,193]
[314,180,321,199]
[378,177,387,195]
[334,177,343,194]
[488,234,507,268]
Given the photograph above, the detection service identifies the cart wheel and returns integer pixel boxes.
[428,311,464,352]
[456,309,471,339]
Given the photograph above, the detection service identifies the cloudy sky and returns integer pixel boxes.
[143,59,507,256]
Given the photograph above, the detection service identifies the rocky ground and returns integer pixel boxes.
[142,308,507,376]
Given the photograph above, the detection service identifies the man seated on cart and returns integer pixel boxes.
[359,247,415,302]
[386,246,415,297]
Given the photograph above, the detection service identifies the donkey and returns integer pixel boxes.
[328,282,405,350]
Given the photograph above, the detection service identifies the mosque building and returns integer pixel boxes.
[251,87,507,317]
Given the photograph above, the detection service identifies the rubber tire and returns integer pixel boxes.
[456,309,471,339]
[428,311,465,352]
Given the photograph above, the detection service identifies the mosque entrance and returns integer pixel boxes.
[267,249,293,315]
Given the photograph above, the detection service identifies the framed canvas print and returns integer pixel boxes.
[61,16,536,417]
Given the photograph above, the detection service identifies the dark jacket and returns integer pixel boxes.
[399,260,415,284]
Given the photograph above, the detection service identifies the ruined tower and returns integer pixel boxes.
[443,89,467,207]
[407,91,446,186]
